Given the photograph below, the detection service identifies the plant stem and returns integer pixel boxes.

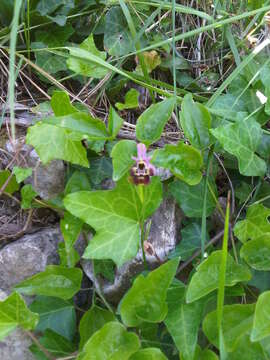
[25,330,54,360]
[140,221,147,271]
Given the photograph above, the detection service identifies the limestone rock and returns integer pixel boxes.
[0,227,62,292]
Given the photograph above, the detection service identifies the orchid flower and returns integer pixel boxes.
[130,143,156,185]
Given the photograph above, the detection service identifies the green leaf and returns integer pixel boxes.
[31,329,76,358]
[79,305,115,350]
[203,304,255,351]
[94,259,115,282]
[0,292,39,340]
[210,118,267,176]
[180,94,212,149]
[60,212,83,268]
[152,142,203,185]
[34,48,67,74]
[193,346,219,360]
[35,25,74,48]
[251,290,270,341]
[29,296,76,341]
[26,123,89,167]
[21,184,38,209]
[67,34,108,78]
[234,204,270,243]
[108,106,124,138]
[111,140,137,181]
[104,6,134,56]
[51,91,78,116]
[186,251,251,303]
[169,223,208,261]
[43,112,109,140]
[136,98,175,146]
[79,322,140,360]
[165,282,204,360]
[169,179,216,218]
[129,348,168,360]
[240,235,270,271]
[116,88,140,111]
[65,171,91,195]
[0,170,19,194]
[120,259,179,327]
[229,334,266,360]
[87,157,113,186]
[13,166,32,183]
[14,265,82,300]
[64,176,162,266]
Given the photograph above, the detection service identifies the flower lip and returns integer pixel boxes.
[130,143,156,185]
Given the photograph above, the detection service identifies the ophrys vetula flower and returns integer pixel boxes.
[130,143,156,185]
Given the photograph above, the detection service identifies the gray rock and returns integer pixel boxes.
[81,196,182,304]
[6,140,65,200]
[0,227,62,291]
[0,290,34,360]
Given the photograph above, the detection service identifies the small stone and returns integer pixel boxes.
[0,227,62,292]
[0,290,34,360]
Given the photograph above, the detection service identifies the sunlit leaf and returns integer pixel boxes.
[14,265,82,300]
[136,98,175,146]
[64,176,162,266]
[186,251,251,303]
[13,166,32,183]
[116,88,140,110]
[251,291,270,341]
[120,259,179,327]
[108,106,124,138]
[129,348,168,359]
[152,142,203,185]
[211,118,266,176]
[111,140,137,181]
[240,235,270,270]
[79,322,140,360]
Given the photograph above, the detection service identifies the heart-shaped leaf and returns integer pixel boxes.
[116,88,140,111]
[0,292,39,340]
[186,251,251,303]
[129,348,168,360]
[120,259,179,327]
[111,140,137,181]
[79,322,140,360]
[136,98,175,146]
[234,204,270,243]
[108,106,123,138]
[152,142,203,185]
[210,118,266,176]
[64,176,162,267]
[251,291,270,341]
[180,94,212,149]
[14,265,82,300]
[240,235,270,270]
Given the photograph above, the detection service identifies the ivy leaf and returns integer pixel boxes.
[120,259,179,327]
[169,179,216,218]
[203,304,255,351]
[165,282,205,360]
[210,118,266,176]
[67,34,108,78]
[87,157,113,186]
[251,291,270,341]
[152,142,203,185]
[194,346,219,360]
[79,305,115,350]
[14,265,82,300]
[0,292,39,340]
[64,176,162,267]
[136,98,175,146]
[104,6,134,56]
[111,140,137,181]
[0,170,19,194]
[116,89,140,111]
[169,223,208,261]
[26,123,89,167]
[43,112,109,140]
[79,322,140,360]
[129,348,168,359]
[13,166,32,183]
[186,251,251,303]
[51,91,78,116]
[108,106,124,138]
[29,296,76,341]
[240,235,270,271]
[65,171,91,195]
[179,94,212,149]
[229,334,266,360]
[21,184,38,209]
[234,204,270,243]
